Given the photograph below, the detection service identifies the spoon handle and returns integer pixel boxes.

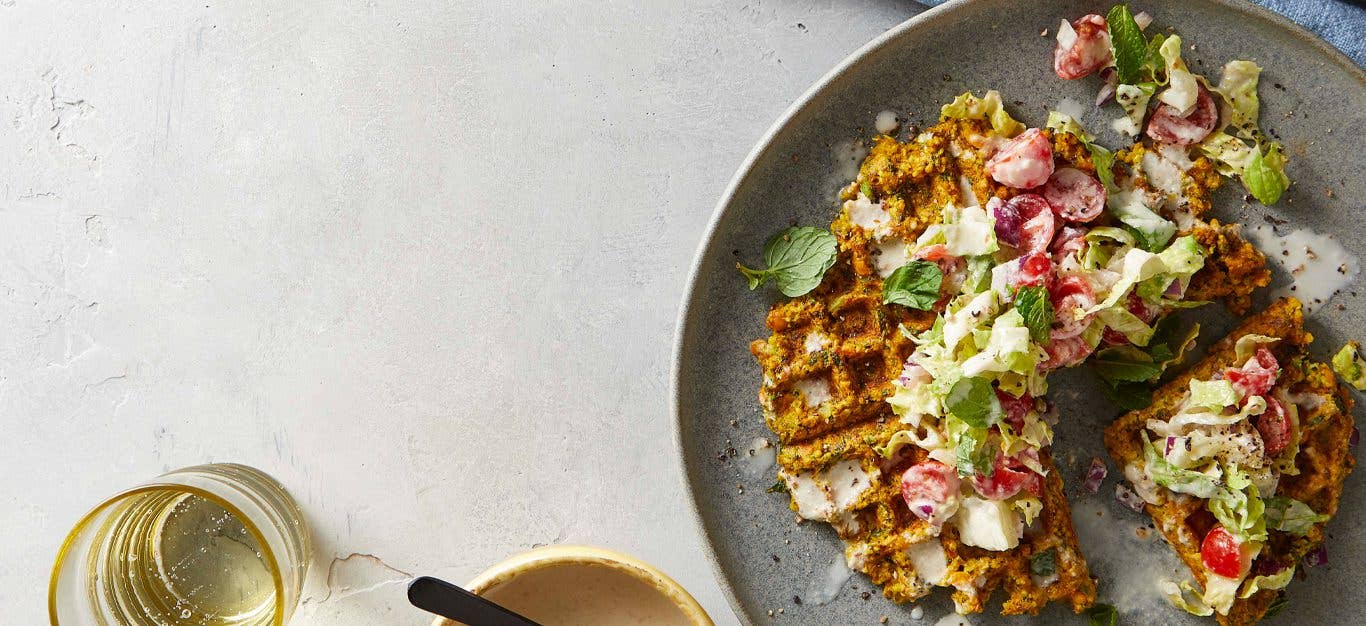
[407,576,544,626]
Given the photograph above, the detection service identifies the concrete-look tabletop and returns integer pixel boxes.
[0,1,919,623]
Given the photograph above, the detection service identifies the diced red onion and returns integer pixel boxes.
[1304,545,1329,568]
[918,504,933,517]
[1095,67,1118,106]
[1082,457,1107,493]
[1164,278,1185,299]
[1351,426,1360,448]
[1134,11,1153,30]
[1115,482,1146,512]
[990,197,1022,248]
[1165,436,1179,456]
[1253,558,1287,577]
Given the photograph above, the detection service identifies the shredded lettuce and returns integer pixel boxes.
[887,381,941,422]
[1332,341,1366,390]
[1107,190,1176,252]
[1239,566,1294,598]
[1143,433,1221,498]
[1045,110,1090,140]
[942,203,999,256]
[1157,35,1199,115]
[1157,235,1206,277]
[1088,235,1203,316]
[1137,235,1206,300]
[1209,465,1268,543]
[941,91,1025,137]
[962,255,994,295]
[1000,413,1054,464]
[1164,430,1241,469]
[1187,379,1240,411]
[876,429,916,458]
[943,290,998,354]
[1244,142,1290,205]
[1087,246,1167,313]
[1263,496,1329,535]
[1082,226,1137,268]
[1234,334,1279,362]
[1096,307,1155,346]
[1086,226,1138,248]
[1167,394,1267,431]
[1217,60,1263,140]
[1160,579,1215,616]
[1112,82,1156,137]
[1013,495,1043,526]
[876,426,947,459]
[1197,131,1258,177]
[961,309,1033,378]
[1202,572,1242,615]
[1198,133,1291,206]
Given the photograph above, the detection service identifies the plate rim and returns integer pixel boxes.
[669,1,1364,623]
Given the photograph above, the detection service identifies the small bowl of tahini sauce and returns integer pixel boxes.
[432,545,713,626]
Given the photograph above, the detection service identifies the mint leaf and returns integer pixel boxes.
[883,260,943,310]
[1094,317,1198,410]
[1086,603,1118,626]
[1100,380,1153,410]
[1014,285,1054,343]
[1107,5,1148,84]
[1091,345,1163,382]
[945,376,1003,429]
[1243,142,1290,205]
[737,226,838,297]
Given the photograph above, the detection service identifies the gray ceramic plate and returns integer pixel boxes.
[674,0,1366,623]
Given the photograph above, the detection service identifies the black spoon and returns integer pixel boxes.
[407,575,544,626]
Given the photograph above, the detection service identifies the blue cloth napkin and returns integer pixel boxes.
[917,1,1365,66]
[1254,0,1366,65]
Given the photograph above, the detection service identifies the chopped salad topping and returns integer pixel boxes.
[880,101,1212,549]
[1136,336,1323,614]
[1052,4,1292,204]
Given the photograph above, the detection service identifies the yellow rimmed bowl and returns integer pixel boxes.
[432,545,713,626]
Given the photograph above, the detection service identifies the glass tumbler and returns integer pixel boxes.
[49,463,312,626]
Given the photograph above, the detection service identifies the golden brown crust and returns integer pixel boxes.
[1188,221,1273,316]
[753,119,1097,615]
[750,113,1273,616]
[1103,298,1355,626]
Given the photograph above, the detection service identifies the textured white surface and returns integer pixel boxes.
[0,0,913,623]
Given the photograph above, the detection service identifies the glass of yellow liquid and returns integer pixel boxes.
[49,463,312,625]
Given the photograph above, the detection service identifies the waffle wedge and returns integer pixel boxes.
[747,100,1272,616]
[1104,298,1355,625]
